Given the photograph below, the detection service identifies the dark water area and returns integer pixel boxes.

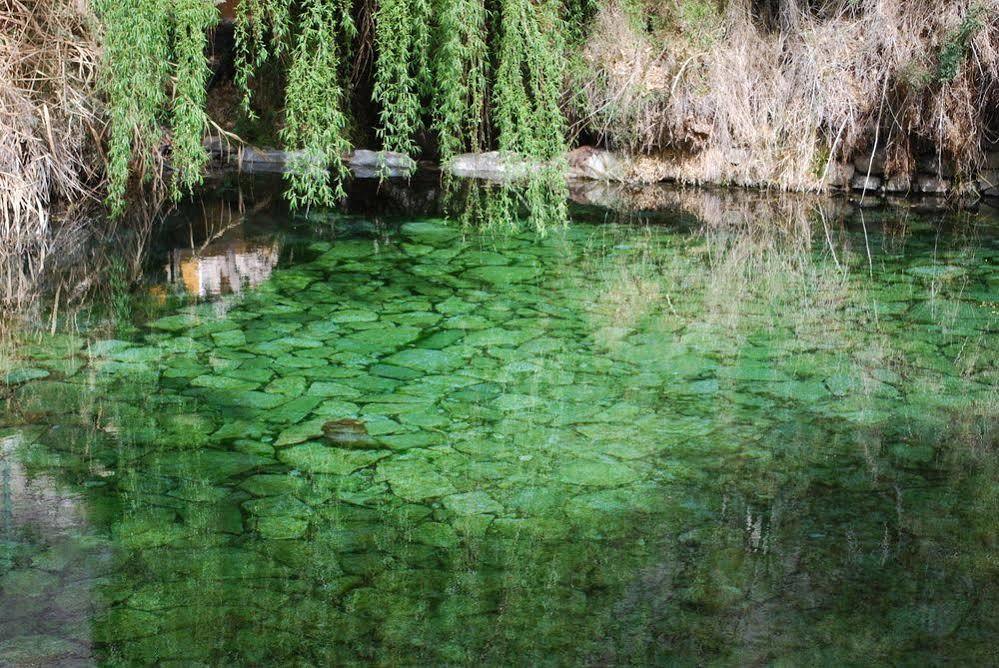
[1,179,996,665]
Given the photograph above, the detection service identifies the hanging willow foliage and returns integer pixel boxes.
[493,0,569,229]
[280,0,356,208]
[494,0,567,161]
[170,0,220,199]
[372,0,432,156]
[96,0,218,214]
[233,0,293,115]
[432,0,489,161]
[96,0,170,217]
[99,0,587,223]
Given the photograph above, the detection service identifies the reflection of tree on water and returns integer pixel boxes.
[166,239,280,298]
[160,196,281,299]
[0,191,994,664]
[0,430,107,664]
[574,203,996,664]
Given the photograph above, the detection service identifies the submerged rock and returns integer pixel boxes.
[377,458,456,502]
[0,635,80,665]
[279,442,388,474]
[323,419,380,449]
[1,367,50,385]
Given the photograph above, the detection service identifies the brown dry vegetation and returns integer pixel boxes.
[572,0,999,190]
[0,0,102,307]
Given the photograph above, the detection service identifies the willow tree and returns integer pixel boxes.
[96,0,219,215]
[96,0,579,222]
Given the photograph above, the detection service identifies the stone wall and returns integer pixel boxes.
[203,138,999,202]
[831,145,999,199]
[565,145,999,201]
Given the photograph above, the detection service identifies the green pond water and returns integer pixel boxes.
[1,188,997,665]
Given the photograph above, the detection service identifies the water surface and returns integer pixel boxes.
[1,187,996,665]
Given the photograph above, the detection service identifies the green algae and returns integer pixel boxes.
[1,367,50,385]
[0,201,996,666]
[377,458,457,501]
[279,442,389,474]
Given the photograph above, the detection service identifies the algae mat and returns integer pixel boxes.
[0,208,997,665]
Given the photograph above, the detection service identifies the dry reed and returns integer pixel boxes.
[0,0,102,308]
[573,0,999,190]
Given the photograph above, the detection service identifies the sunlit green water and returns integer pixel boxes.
[1,192,997,665]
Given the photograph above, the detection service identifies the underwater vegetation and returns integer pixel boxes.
[0,197,996,664]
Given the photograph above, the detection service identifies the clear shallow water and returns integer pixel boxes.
[1,189,997,665]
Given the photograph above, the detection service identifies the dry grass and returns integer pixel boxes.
[0,0,102,308]
[573,0,999,190]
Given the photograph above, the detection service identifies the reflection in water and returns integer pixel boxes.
[0,430,106,665]
[161,197,280,299]
[166,240,280,298]
[0,187,996,664]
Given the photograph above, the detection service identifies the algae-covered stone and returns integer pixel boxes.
[163,357,210,380]
[411,521,459,548]
[244,494,313,518]
[493,394,541,411]
[313,399,361,418]
[265,375,308,396]
[824,374,861,397]
[435,296,477,316]
[377,458,456,501]
[191,374,260,392]
[377,431,440,451]
[0,568,60,597]
[443,314,492,330]
[148,449,272,482]
[275,418,326,446]
[565,487,653,518]
[383,348,463,373]
[462,265,541,285]
[0,635,79,665]
[370,364,423,380]
[555,458,640,486]
[398,410,449,428]
[443,491,504,515]
[400,220,461,243]
[241,473,308,497]
[264,396,323,425]
[2,367,50,384]
[158,413,216,448]
[279,442,388,474]
[342,326,421,349]
[330,309,379,323]
[384,312,441,330]
[149,313,200,331]
[464,328,533,347]
[257,515,309,540]
[318,240,378,261]
[307,381,362,399]
[212,329,247,347]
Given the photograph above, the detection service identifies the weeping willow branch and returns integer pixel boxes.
[96,0,171,217]
[432,0,489,161]
[170,0,219,200]
[280,0,356,208]
[495,0,567,160]
[96,0,219,215]
[493,0,570,230]
[372,0,431,156]
[98,0,584,220]
[233,0,293,116]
